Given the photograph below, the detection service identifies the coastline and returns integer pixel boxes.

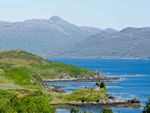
[43,77,125,82]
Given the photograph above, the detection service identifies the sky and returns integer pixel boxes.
[0,0,150,30]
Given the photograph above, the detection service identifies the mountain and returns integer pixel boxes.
[79,26,102,34]
[47,27,150,59]
[0,16,98,55]
[103,28,118,32]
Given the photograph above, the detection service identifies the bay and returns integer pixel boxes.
[46,58,150,113]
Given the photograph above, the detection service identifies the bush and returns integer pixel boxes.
[84,110,88,113]
[70,107,80,113]
[142,96,150,113]
[0,89,10,95]
[0,95,55,113]
[28,91,44,96]
[101,108,114,113]
[96,82,101,86]
[100,82,106,92]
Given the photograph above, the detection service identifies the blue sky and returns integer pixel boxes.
[0,0,150,30]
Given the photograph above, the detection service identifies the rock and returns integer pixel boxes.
[77,101,82,104]
[128,98,141,103]
[94,75,99,78]
[94,85,100,90]
[91,88,94,91]
[30,79,35,83]
[106,99,114,104]
[85,86,88,88]
[106,93,117,101]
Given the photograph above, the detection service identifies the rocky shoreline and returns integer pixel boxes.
[75,93,141,108]
[43,76,125,82]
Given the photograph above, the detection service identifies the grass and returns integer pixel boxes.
[0,89,10,95]
[3,69,31,85]
[0,49,102,79]
[17,50,35,56]
[0,49,107,107]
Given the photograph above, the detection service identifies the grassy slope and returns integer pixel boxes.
[0,49,102,79]
[0,49,106,105]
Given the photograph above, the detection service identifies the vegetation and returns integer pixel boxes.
[96,82,101,86]
[0,49,108,112]
[101,108,114,113]
[142,96,150,113]
[0,89,10,95]
[70,107,80,113]
[0,95,55,113]
[65,87,107,102]
[0,49,102,79]
[100,82,106,92]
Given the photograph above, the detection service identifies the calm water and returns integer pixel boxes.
[46,58,150,113]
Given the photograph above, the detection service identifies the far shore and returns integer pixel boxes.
[43,76,125,83]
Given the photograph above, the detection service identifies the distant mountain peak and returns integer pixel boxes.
[103,28,118,32]
[50,16,70,24]
[50,16,63,21]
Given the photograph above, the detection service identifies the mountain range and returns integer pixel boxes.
[0,16,150,59]
[46,27,150,59]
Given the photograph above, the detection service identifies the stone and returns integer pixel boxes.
[106,99,114,104]
[30,79,35,83]
[106,93,117,101]
[91,88,94,91]
[128,98,140,103]
[94,85,100,90]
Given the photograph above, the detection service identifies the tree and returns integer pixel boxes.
[96,82,101,86]
[0,95,55,113]
[101,108,114,113]
[84,110,88,113]
[70,107,80,113]
[142,96,150,113]
[100,82,106,92]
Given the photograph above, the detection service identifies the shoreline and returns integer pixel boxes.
[43,77,125,82]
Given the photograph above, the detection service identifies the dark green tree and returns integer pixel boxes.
[70,107,80,113]
[101,108,114,113]
[84,110,88,113]
[100,82,106,92]
[142,96,150,113]
[96,82,101,86]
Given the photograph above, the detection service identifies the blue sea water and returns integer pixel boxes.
[46,58,150,113]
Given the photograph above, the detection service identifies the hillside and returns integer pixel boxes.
[0,49,101,80]
[47,27,150,59]
[0,50,107,111]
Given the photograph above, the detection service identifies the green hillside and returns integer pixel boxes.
[0,49,107,112]
[0,49,101,79]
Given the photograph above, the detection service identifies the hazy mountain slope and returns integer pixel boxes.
[79,26,102,34]
[103,28,118,32]
[0,16,96,54]
[47,27,150,59]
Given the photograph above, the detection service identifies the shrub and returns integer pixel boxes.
[84,110,88,113]
[70,107,80,113]
[96,82,101,86]
[101,108,114,113]
[0,95,55,113]
[142,96,150,113]
[100,82,106,92]
[28,91,44,96]
[0,89,10,95]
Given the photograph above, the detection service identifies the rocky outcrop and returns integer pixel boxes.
[94,85,100,90]
[43,76,124,82]
[76,98,141,108]
[106,93,117,101]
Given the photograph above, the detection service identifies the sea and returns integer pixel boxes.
[46,58,150,113]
